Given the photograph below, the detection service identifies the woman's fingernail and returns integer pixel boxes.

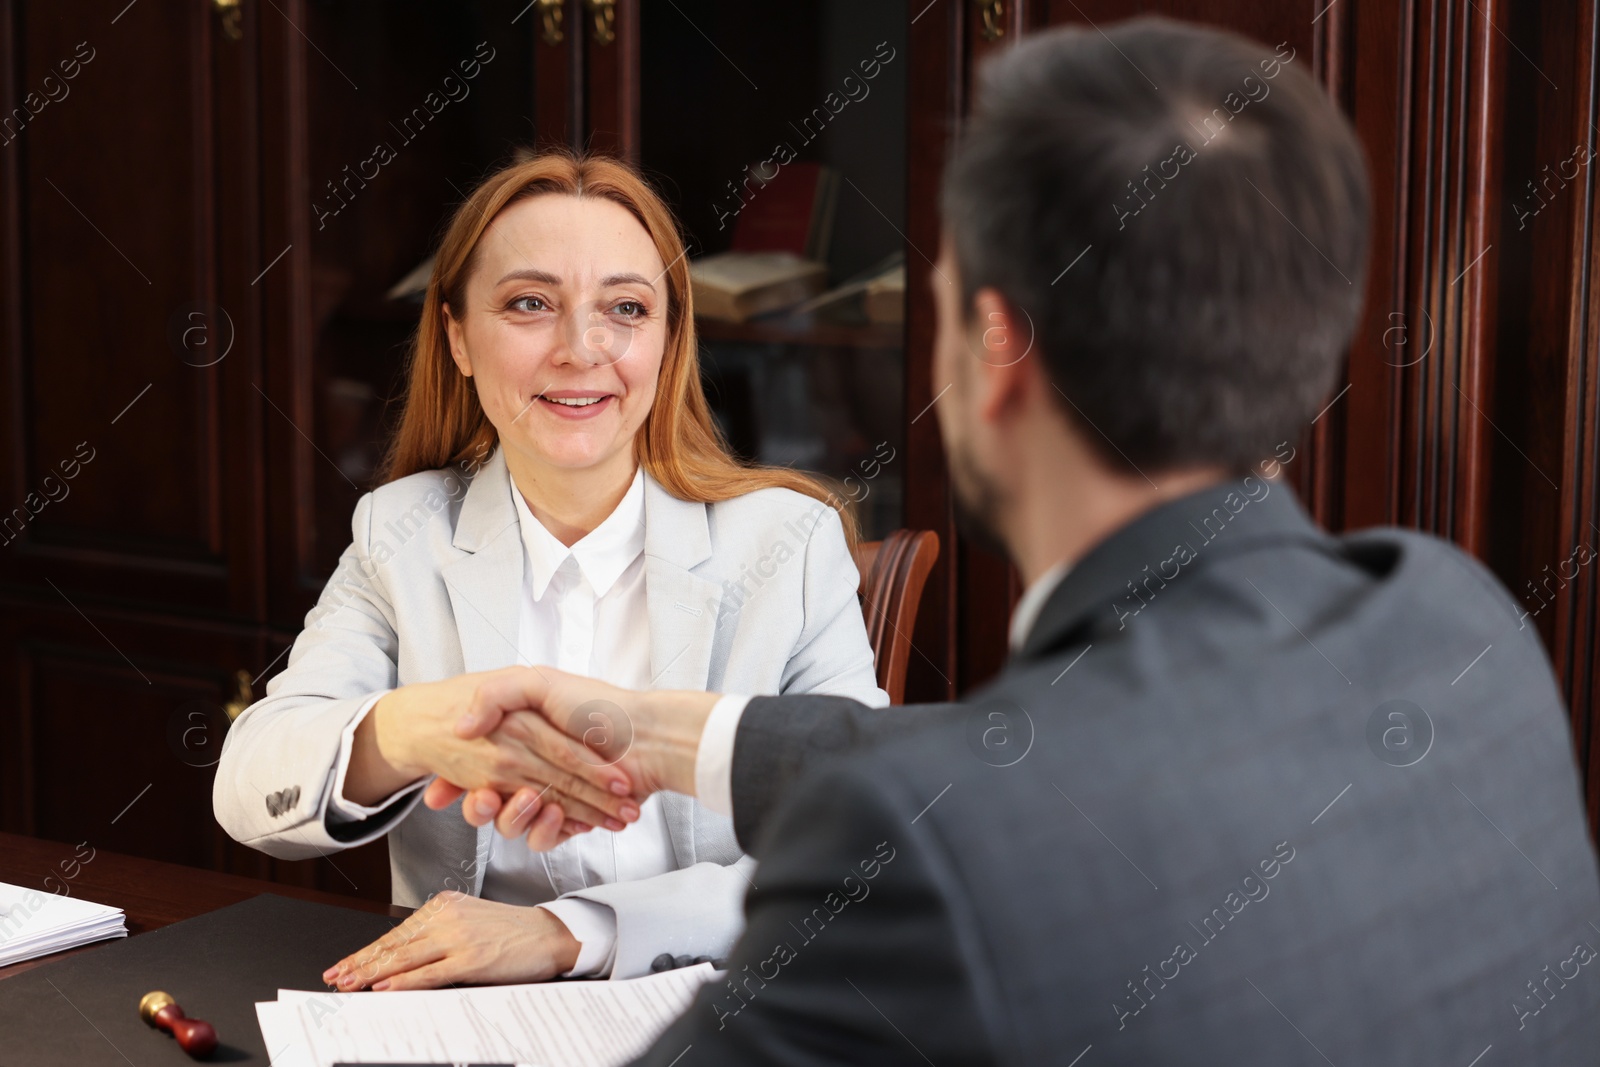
[457,713,477,733]
[322,966,339,982]
[609,780,631,796]
[621,804,640,821]
[475,796,496,816]
[572,822,591,833]
[605,818,625,831]
[372,979,391,991]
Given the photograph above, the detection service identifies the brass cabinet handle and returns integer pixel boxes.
[586,0,616,46]
[535,0,565,45]
[975,0,1004,42]
[213,0,243,41]
[223,669,254,721]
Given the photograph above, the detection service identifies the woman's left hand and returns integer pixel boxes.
[322,892,582,991]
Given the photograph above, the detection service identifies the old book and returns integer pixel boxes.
[690,251,827,322]
[864,263,905,324]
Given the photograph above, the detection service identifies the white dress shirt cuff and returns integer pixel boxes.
[536,897,618,978]
[325,690,426,824]
[693,694,751,818]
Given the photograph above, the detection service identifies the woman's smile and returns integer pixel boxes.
[533,390,617,420]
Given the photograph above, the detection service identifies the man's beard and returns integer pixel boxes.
[948,437,1010,559]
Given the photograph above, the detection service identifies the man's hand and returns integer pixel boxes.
[420,667,720,850]
[321,892,581,991]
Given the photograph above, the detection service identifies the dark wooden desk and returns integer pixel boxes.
[0,832,409,981]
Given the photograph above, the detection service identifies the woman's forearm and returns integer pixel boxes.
[342,690,429,806]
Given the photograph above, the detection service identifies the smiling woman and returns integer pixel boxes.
[212,150,888,992]
[384,152,854,538]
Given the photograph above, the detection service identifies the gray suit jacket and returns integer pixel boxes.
[212,446,886,978]
[635,477,1600,1064]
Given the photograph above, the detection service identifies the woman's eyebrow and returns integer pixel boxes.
[600,272,655,288]
[492,268,656,289]
[494,268,562,287]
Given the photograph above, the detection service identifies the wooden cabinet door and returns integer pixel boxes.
[0,0,266,621]
[527,0,638,157]
[0,602,260,872]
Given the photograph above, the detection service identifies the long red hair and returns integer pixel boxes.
[379,150,856,547]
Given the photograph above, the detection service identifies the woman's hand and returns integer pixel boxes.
[345,667,641,835]
[322,892,582,991]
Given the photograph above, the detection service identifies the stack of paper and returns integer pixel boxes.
[257,962,719,1067]
[0,881,127,966]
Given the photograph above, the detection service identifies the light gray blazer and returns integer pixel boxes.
[212,445,888,977]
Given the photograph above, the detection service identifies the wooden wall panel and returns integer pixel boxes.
[0,0,262,617]
[533,0,583,149]
[904,0,965,702]
[0,598,258,867]
[585,0,639,159]
[1532,0,1600,834]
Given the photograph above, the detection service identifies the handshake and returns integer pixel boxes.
[357,667,721,850]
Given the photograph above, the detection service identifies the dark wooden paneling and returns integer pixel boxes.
[586,0,639,159]
[534,0,582,149]
[903,0,964,702]
[0,594,391,901]
[1526,0,1600,834]
[0,596,259,868]
[0,0,261,618]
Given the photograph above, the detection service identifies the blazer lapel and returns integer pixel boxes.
[439,446,526,674]
[436,446,525,894]
[641,473,724,867]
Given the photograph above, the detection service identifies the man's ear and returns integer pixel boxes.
[442,302,472,377]
[969,286,1033,423]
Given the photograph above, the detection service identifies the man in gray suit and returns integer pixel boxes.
[445,17,1600,1063]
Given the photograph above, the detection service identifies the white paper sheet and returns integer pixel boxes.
[0,881,126,967]
[256,963,718,1067]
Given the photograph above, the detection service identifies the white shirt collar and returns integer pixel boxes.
[1008,560,1072,652]
[510,466,646,601]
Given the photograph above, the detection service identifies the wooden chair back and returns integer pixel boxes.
[853,529,941,704]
